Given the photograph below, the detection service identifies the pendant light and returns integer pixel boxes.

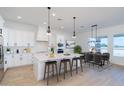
[72,17,76,38]
[46,7,51,36]
[91,24,98,41]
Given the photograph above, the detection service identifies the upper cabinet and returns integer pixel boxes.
[0,16,5,27]
[7,29,35,46]
[36,26,48,41]
[4,21,36,47]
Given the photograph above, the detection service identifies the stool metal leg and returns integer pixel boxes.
[65,62,67,73]
[72,60,73,67]
[64,62,66,79]
[80,59,83,72]
[44,63,47,80]
[59,62,62,75]
[47,64,50,85]
[76,60,78,74]
[69,61,72,76]
[52,64,54,77]
[55,63,59,82]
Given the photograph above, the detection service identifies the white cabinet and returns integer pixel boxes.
[4,54,13,68]
[3,28,9,46]
[36,26,48,41]
[8,29,16,46]
[0,16,5,27]
[7,29,35,46]
[5,53,33,68]
[15,31,23,46]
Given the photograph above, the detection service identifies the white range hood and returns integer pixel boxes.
[36,26,49,42]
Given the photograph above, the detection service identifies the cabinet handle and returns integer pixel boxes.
[20,57,23,60]
[5,61,7,64]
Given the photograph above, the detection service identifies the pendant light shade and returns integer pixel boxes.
[72,17,76,38]
[46,7,51,36]
[91,24,98,42]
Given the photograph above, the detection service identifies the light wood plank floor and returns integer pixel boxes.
[1,64,124,86]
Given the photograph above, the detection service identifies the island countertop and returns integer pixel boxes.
[33,53,82,80]
[34,53,82,62]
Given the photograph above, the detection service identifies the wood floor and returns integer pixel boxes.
[1,63,124,86]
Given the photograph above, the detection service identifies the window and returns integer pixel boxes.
[113,34,124,57]
[88,38,96,47]
[98,36,108,53]
[88,36,108,53]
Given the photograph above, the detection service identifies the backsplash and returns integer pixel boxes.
[4,46,34,55]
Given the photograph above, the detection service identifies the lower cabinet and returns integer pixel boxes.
[5,53,33,69]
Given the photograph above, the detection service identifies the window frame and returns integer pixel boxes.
[113,34,124,57]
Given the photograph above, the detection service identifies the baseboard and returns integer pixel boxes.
[7,64,33,70]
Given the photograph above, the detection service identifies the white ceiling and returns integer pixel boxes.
[0,7,124,32]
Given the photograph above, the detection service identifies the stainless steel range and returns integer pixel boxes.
[0,29,4,82]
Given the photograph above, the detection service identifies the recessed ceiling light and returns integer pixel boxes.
[52,13,56,16]
[17,16,22,19]
[60,26,64,29]
[43,22,47,25]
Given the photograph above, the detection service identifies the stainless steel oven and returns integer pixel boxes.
[0,29,4,82]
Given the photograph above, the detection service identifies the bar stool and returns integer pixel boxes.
[59,59,72,79]
[44,61,59,85]
[72,57,83,74]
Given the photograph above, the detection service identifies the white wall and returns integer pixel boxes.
[76,24,124,66]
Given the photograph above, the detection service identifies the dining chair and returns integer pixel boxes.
[93,54,103,68]
[85,53,94,67]
[102,53,110,64]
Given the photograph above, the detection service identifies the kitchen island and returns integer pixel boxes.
[33,53,82,81]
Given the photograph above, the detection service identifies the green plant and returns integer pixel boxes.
[6,48,10,52]
[51,47,54,54]
[74,45,82,54]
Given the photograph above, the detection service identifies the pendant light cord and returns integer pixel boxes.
[91,24,97,39]
[96,24,97,40]
[91,26,93,38]
[48,7,50,30]
[73,17,76,36]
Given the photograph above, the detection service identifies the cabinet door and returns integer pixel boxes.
[21,53,32,65]
[3,28,9,46]
[15,31,23,46]
[8,29,16,46]
[6,54,16,68]
[27,31,34,46]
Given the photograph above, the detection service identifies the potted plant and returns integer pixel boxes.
[6,48,11,54]
[74,45,82,54]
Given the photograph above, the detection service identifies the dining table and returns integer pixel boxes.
[33,53,82,81]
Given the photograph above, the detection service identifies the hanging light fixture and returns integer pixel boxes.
[72,17,76,38]
[91,24,98,42]
[46,7,51,36]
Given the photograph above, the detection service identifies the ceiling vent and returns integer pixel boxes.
[57,18,63,21]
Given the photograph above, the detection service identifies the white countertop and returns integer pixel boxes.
[34,53,82,62]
